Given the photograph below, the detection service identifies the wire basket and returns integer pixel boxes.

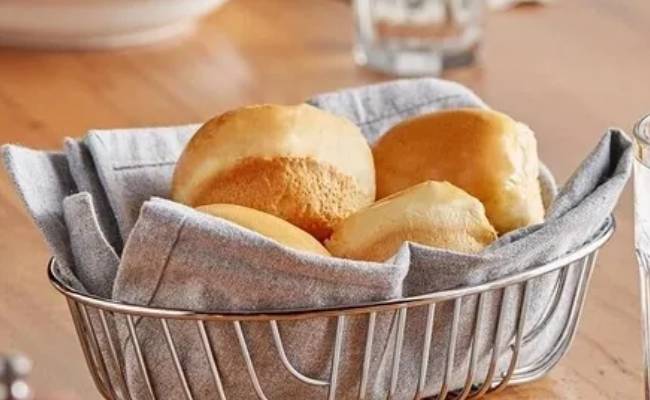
[48,217,614,400]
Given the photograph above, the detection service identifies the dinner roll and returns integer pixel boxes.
[197,204,330,256]
[326,181,497,262]
[373,108,545,234]
[172,104,376,240]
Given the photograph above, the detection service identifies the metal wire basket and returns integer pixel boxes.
[48,216,614,400]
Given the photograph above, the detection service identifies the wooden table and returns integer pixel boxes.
[0,0,648,398]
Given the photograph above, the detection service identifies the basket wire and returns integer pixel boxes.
[50,217,614,400]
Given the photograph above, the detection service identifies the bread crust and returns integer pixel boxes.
[326,181,497,262]
[338,227,492,262]
[193,156,368,240]
[197,203,330,256]
[373,108,544,234]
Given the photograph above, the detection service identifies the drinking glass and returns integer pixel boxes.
[634,113,650,399]
[352,0,485,76]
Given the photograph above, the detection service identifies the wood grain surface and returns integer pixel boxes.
[1,0,649,399]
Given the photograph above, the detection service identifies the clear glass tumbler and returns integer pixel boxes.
[352,0,485,77]
[634,114,650,399]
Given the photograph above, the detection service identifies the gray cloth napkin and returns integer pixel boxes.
[308,78,488,143]
[1,146,85,292]
[1,78,632,400]
[64,138,122,252]
[115,198,409,309]
[113,198,409,400]
[84,124,199,241]
[63,192,119,298]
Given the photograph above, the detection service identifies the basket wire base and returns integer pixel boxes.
[52,219,612,400]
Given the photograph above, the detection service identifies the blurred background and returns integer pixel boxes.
[1,0,649,399]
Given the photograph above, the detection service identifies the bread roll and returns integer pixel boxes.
[373,108,544,234]
[326,181,497,262]
[172,104,376,240]
[197,204,330,256]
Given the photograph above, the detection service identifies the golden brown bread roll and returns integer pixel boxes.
[326,181,497,262]
[197,204,330,256]
[172,104,376,240]
[373,108,545,234]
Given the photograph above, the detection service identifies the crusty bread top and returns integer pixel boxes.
[189,156,369,240]
[373,108,544,234]
[172,104,375,206]
[197,203,330,256]
[326,181,497,261]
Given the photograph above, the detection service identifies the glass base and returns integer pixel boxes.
[354,43,479,77]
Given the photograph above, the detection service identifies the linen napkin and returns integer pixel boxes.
[113,198,409,399]
[84,124,199,240]
[307,78,488,143]
[63,192,119,298]
[1,147,85,291]
[64,139,122,252]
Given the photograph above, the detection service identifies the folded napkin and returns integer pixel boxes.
[64,139,122,252]
[63,192,119,298]
[84,125,200,241]
[2,147,84,291]
[2,78,631,400]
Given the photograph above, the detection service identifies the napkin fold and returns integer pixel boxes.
[114,198,408,399]
[114,198,409,310]
[308,78,487,143]
[64,139,122,252]
[84,124,199,240]
[1,147,85,291]
[1,78,631,400]
[63,192,119,298]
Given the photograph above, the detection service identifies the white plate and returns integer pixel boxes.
[0,0,227,50]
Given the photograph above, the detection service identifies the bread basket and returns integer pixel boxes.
[48,215,614,400]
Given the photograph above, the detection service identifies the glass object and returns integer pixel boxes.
[635,114,650,400]
[353,0,485,76]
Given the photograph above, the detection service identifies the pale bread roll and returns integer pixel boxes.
[373,108,545,234]
[172,104,376,240]
[326,181,497,262]
[197,204,330,256]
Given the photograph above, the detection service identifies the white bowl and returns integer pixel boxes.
[0,0,227,50]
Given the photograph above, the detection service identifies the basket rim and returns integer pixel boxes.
[48,216,615,321]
